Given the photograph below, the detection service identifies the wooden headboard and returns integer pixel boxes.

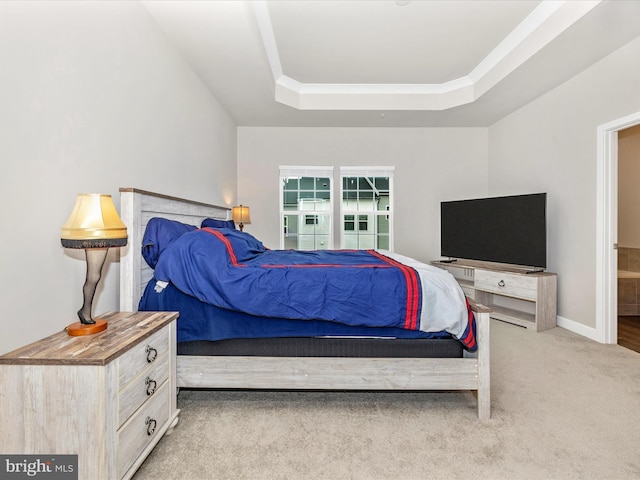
[119,188,230,312]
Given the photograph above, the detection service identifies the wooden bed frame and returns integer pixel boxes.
[119,187,491,419]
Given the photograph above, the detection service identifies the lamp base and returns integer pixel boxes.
[66,319,108,336]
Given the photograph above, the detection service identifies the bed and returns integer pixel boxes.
[119,188,491,419]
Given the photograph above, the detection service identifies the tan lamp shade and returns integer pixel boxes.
[61,194,127,249]
[232,205,251,225]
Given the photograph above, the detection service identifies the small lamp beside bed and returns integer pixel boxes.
[61,193,127,336]
[232,204,251,231]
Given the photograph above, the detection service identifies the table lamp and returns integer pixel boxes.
[232,204,251,232]
[61,193,128,336]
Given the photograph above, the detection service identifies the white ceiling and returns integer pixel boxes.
[142,0,640,127]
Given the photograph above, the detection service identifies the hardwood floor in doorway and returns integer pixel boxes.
[618,316,640,354]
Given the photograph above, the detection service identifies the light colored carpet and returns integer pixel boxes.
[133,321,640,480]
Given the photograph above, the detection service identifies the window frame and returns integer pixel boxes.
[339,166,395,251]
[279,166,334,250]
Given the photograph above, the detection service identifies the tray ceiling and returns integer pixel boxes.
[142,0,640,126]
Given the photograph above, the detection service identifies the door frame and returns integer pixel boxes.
[597,110,640,343]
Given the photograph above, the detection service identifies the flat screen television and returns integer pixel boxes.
[440,193,547,269]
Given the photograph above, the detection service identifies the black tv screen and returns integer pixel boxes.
[440,193,547,268]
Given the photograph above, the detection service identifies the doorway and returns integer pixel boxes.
[597,110,640,345]
[616,125,640,353]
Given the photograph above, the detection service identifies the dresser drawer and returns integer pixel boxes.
[118,326,170,388]
[118,353,169,427]
[118,380,170,478]
[475,270,537,301]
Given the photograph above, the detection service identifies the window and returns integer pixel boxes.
[280,166,333,250]
[279,166,394,252]
[340,167,395,251]
[344,215,355,231]
[358,215,369,231]
[344,214,369,232]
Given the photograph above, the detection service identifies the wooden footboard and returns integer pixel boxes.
[470,298,491,420]
[175,301,491,419]
[119,188,491,420]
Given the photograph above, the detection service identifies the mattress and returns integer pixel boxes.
[177,337,464,358]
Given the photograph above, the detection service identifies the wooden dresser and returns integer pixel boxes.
[0,311,179,480]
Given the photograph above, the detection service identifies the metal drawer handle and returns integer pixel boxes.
[145,416,157,436]
[145,376,157,396]
[146,345,158,363]
[498,280,505,287]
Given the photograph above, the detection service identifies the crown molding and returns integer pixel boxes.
[252,0,601,111]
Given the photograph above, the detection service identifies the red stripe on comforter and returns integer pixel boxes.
[368,250,420,330]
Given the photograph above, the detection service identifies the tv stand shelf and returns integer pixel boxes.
[432,260,557,332]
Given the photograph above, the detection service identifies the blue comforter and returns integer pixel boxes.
[151,226,476,350]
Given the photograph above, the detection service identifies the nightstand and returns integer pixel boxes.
[0,311,179,480]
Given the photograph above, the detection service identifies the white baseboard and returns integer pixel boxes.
[556,315,601,343]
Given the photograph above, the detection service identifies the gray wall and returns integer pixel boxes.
[237,127,488,264]
[488,35,640,332]
[0,1,237,354]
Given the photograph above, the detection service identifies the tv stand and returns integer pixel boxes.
[432,259,557,332]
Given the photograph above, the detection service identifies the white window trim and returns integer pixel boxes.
[339,166,396,178]
[339,166,395,251]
